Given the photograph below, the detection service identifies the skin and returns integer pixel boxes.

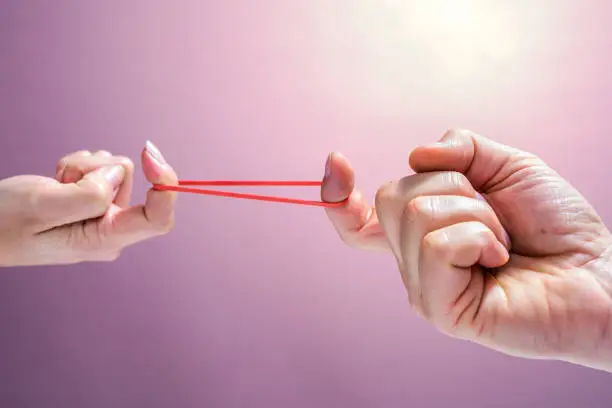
[0,141,178,266]
[321,128,612,372]
[1,131,611,373]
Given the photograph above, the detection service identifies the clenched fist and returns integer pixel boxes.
[0,141,178,266]
[321,128,612,373]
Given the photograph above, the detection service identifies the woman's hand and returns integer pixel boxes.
[0,141,178,266]
[322,129,612,372]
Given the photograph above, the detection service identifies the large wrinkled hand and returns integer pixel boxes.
[321,129,612,372]
[0,141,178,266]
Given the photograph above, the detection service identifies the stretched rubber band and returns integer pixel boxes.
[152,180,347,208]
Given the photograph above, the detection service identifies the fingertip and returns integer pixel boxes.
[321,151,355,203]
[409,134,472,174]
[141,147,178,186]
[481,239,510,268]
[409,143,447,172]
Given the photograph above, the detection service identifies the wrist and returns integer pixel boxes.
[566,244,612,372]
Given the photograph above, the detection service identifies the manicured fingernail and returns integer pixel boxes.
[502,229,512,249]
[324,153,333,179]
[475,192,486,201]
[146,140,166,165]
[101,165,125,187]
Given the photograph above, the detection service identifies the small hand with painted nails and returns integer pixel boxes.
[322,128,612,373]
[0,141,178,266]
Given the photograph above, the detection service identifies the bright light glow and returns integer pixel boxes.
[313,0,532,112]
[348,0,520,76]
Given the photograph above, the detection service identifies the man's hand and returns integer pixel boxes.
[322,129,612,372]
[0,141,178,266]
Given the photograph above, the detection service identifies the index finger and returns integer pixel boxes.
[321,152,388,252]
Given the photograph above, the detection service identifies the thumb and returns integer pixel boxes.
[409,128,540,192]
[321,153,387,251]
[321,152,354,203]
[106,141,179,244]
[35,165,126,230]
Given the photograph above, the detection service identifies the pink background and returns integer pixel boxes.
[1,1,611,406]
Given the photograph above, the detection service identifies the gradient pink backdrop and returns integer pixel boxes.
[1,1,612,407]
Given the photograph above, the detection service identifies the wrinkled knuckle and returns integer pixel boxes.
[443,171,471,192]
[116,156,135,172]
[478,227,496,245]
[409,196,437,220]
[402,196,432,228]
[443,127,470,142]
[374,181,395,209]
[520,151,545,166]
[445,127,463,136]
[422,232,449,257]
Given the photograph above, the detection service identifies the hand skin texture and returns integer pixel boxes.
[321,128,612,373]
[0,141,178,267]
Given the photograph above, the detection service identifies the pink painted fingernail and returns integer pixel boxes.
[475,192,486,201]
[502,229,512,248]
[146,140,167,165]
[324,153,333,180]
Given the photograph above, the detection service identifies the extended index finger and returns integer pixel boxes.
[321,152,388,252]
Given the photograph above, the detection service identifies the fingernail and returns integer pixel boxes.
[324,153,333,180]
[146,140,166,165]
[101,165,125,187]
[502,229,512,249]
[475,192,486,201]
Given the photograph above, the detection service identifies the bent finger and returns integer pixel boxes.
[55,155,134,208]
[35,165,126,230]
[409,128,540,192]
[419,221,508,333]
[56,150,91,180]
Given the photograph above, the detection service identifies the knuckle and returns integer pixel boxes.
[519,150,544,166]
[406,196,435,218]
[422,231,450,256]
[442,127,470,143]
[445,127,462,137]
[402,196,434,228]
[477,227,496,245]
[116,156,135,172]
[443,171,471,191]
[374,181,395,209]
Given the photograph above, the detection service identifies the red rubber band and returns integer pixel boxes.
[152,180,347,208]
